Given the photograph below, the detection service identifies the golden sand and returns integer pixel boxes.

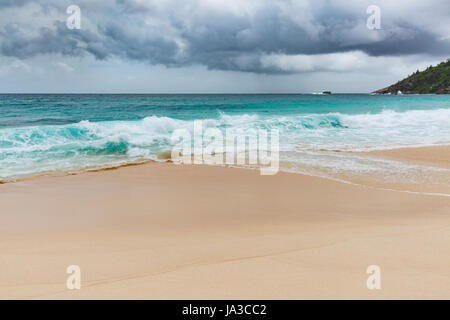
[367,145,450,168]
[0,146,449,299]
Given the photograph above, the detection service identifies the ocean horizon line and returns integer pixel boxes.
[0,92,373,95]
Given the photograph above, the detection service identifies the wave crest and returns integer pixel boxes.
[0,108,449,179]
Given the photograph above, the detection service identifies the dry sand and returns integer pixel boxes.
[0,146,449,299]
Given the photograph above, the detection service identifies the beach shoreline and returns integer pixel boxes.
[365,145,450,168]
[2,145,449,196]
[1,146,449,299]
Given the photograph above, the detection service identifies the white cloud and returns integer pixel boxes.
[0,0,448,92]
[260,51,446,76]
[0,59,43,76]
[54,62,74,72]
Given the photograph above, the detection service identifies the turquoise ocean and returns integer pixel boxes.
[1,94,449,190]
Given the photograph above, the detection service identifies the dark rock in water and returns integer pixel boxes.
[436,87,450,94]
[322,91,332,95]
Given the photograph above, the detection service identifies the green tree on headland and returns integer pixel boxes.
[373,59,450,94]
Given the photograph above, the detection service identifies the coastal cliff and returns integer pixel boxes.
[373,59,450,94]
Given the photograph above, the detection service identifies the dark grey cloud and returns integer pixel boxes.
[1,22,84,59]
[92,22,181,64]
[0,0,449,73]
[0,0,29,8]
[345,27,450,57]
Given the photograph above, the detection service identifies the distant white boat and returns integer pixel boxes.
[397,90,403,95]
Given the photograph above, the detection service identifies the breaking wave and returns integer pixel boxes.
[0,108,449,181]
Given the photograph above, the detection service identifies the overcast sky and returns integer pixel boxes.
[0,0,448,93]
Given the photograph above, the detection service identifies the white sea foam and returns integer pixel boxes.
[0,109,449,188]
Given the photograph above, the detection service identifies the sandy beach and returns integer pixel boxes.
[1,0,449,305]
[367,146,450,168]
[0,146,449,300]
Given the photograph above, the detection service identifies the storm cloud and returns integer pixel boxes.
[0,0,449,74]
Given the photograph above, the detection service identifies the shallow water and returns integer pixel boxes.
[0,94,449,191]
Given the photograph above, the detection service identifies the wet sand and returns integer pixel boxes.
[367,145,450,168]
[0,147,449,299]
